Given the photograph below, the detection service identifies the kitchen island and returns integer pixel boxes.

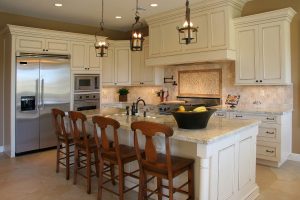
[83,108,260,200]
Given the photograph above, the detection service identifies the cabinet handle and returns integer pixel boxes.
[114,83,117,85]
[266,131,275,135]
[46,49,48,51]
[256,80,258,83]
[217,114,224,117]
[260,80,262,83]
[235,115,243,118]
[266,150,274,153]
[266,117,275,120]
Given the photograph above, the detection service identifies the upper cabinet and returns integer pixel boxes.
[131,38,164,86]
[234,8,296,85]
[16,36,70,54]
[71,42,100,72]
[102,41,131,86]
[145,0,246,66]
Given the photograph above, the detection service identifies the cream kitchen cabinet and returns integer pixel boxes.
[234,8,296,85]
[102,41,131,86]
[71,42,100,72]
[214,109,292,167]
[16,36,70,54]
[145,1,241,66]
[131,41,164,86]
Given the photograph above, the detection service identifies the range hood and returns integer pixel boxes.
[145,0,250,66]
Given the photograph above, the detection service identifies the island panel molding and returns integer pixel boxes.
[178,69,222,97]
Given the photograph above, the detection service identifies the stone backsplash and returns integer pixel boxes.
[102,62,293,108]
[164,62,293,108]
[102,86,162,105]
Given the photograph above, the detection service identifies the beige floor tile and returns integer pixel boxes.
[0,150,300,199]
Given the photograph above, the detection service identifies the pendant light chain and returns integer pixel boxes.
[100,0,104,29]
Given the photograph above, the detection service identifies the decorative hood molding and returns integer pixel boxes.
[145,0,252,66]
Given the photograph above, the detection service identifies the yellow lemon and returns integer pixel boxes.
[193,106,207,112]
[178,106,185,112]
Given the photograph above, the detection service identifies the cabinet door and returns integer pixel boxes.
[183,13,209,51]
[210,8,227,48]
[71,42,86,70]
[142,45,155,84]
[16,36,44,52]
[161,19,182,55]
[235,26,259,84]
[131,51,142,85]
[45,39,69,53]
[259,22,284,84]
[102,49,115,85]
[115,47,131,85]
[87,44,100,70]
[149,24,161,57]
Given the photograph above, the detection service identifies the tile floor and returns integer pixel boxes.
[0,150,299,200]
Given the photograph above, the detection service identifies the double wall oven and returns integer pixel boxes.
[73,74,100,111]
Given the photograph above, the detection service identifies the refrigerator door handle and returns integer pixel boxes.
[41,78,45,109]
[35,79,39,110]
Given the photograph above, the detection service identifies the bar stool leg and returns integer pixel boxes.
[73,147,78,185]
[168,178,174,200]
[66,143,70,180]
[94,152,99,177]
[157,177,162,200]
[56,141,60,173]
[110,164,116,185]
[118,164,124,200]
[97,160,104,200]
[188,165,195,200]
[87,151,92,194]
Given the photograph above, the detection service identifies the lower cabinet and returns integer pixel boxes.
[214,110,292,167]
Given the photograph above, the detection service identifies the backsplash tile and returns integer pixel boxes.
[102,62,293,109]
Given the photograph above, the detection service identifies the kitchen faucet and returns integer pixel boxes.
[135,97,147,117]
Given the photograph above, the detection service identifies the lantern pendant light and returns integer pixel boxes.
[94,0,109,57]
[130,0,144,51]
[177,0,198,45]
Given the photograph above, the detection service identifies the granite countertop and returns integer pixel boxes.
[82,108,259,145]
[211,105,293,115]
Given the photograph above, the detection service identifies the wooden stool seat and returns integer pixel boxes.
[131,121,195,200]
[142,153,194,177]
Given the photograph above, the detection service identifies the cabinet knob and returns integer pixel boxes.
[256,80,258,83]
[260,80,262,83]
[42,49,45,51]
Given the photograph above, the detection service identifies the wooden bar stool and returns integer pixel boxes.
[92,116,140,200]
[51,108,74,180]
[68,111,99,194]
[131,121,195,200]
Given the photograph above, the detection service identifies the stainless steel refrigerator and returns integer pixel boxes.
[16,53,70,154]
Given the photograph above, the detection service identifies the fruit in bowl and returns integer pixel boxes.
[172,106,216,129]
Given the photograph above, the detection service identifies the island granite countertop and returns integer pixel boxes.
[81,108,260,145]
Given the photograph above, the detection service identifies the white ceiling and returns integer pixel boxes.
[0,0,206,32]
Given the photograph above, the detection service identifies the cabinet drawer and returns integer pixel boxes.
[230,112,249,120]
[257,145,276,157]
[257,124,279,142]
[256,141,279,161]
[214,111,227,118]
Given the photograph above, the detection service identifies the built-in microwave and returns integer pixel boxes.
[74,74,100,92]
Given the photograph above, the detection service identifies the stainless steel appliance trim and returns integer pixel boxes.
[16,52,70,59]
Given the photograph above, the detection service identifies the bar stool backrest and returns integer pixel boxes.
[68,111,89,146]
[51,108,68,139]
[92,116,121,158]
[131,121,174,173]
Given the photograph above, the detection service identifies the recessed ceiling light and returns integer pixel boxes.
[54,3,63,7]
[115,16,122,19]
[150,3,158,7]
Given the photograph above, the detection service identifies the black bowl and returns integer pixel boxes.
[171,108,217,129]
